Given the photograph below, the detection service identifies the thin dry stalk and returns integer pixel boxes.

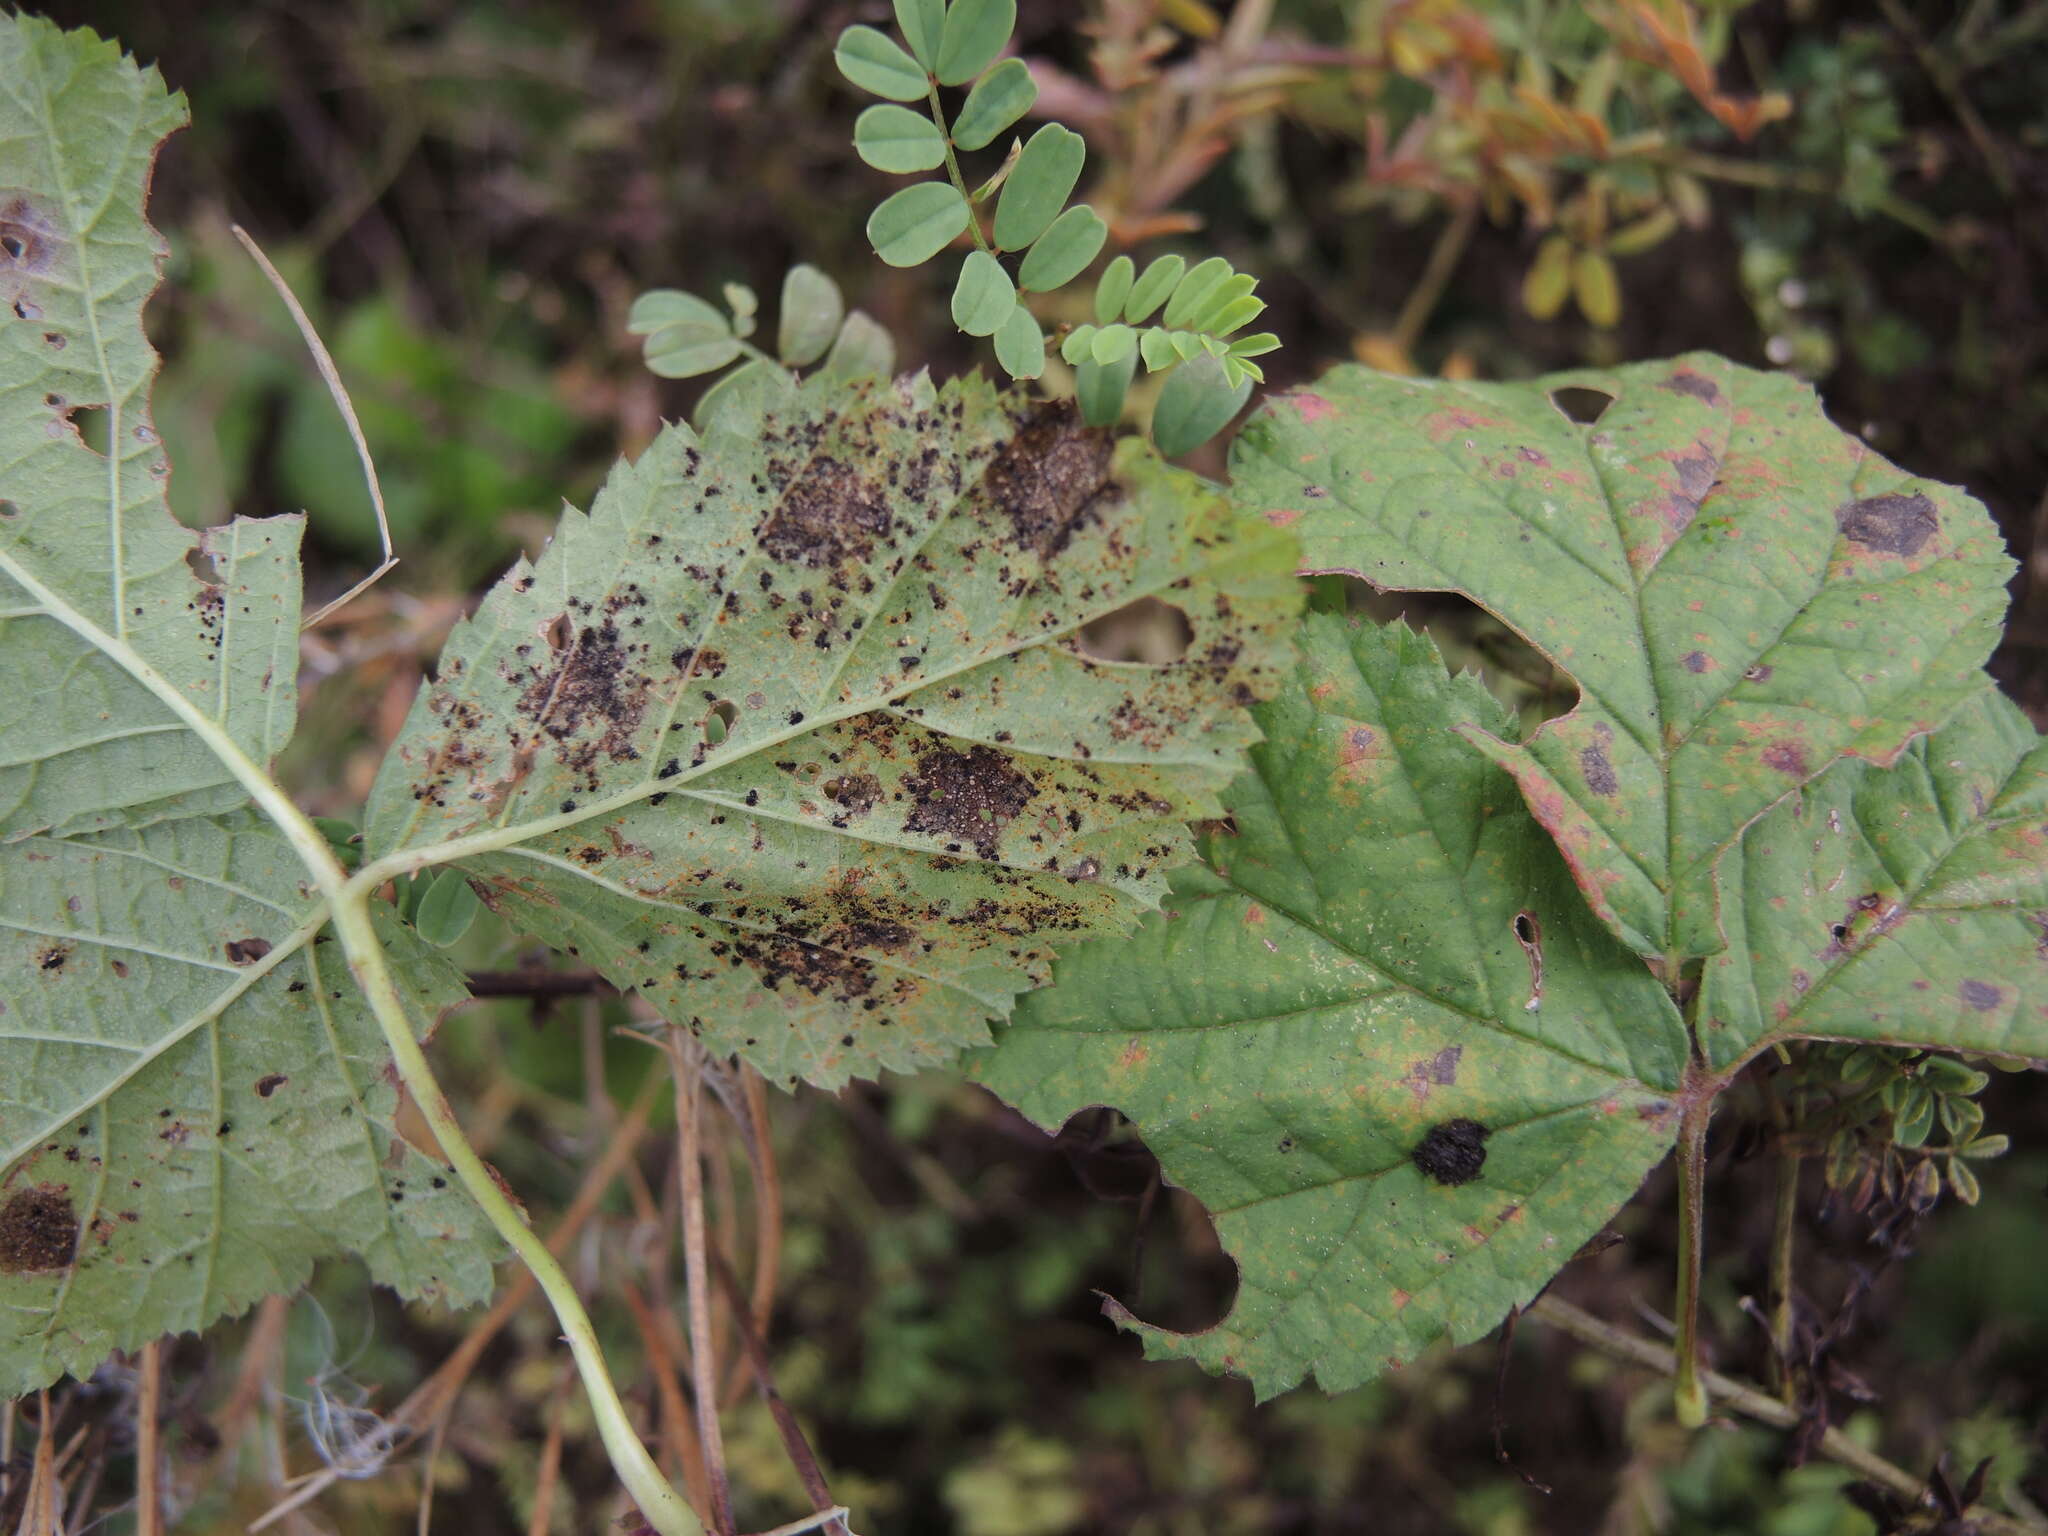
[669,1036,735,1536]
[413,1412,450,1536]
[526,1370,575,1536]
[228,224,398,629]
[709,1253,848,1536]
[718,1067,784,1408]
[136,1339,163,1536]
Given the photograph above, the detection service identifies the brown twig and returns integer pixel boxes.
[136,1340,163,1536]
[709,1252,849,1536]
[1530,1295,2048,1536]
[670,1034,736,1536]
[465,969,616,1000]
[619,1278,715,1518]
[526,1370,575,1536]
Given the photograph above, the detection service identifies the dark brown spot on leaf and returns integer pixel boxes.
[1401,1046,1463,1104]
[822,771,881,815]
[224,937,272,965]
[1580,743,1619,796]
[1836,493,1938,557]
[1659,369,1721,403]
[1959,979,2001,1011]
[979,399,1114,555]
[255,1074,288,1098]
[902,744,1036,860]
[0,1186,78,1274]
[1412,1119,1489,1187]
[761,455,891,567]
[1681,651,1709,673]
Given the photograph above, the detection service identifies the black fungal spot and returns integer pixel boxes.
[1412,1119,1489,1187]
[1835,492,1938,557]
[0,1186,79,1273]
[255,1074,287,1098]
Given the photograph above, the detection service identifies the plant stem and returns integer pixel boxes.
[930,79,997,255]
[1389,199,1478,358]
[1672,1092,1711,1429]
[1530,1296,2048,1536]
[669,1035,736,1536]
[330,885,703,1536]
[1769,1144,1800,1403]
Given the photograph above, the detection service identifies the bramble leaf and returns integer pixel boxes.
[364,378,1300,1087]
[0,24,299,840]
[1699,689,2048,1069]
[1232,356,2015,960]
[0,17,493,1394]
[0,814,497,1393]
[867,181,971,267]
[973,615,1686,1397]
[993,124,1084,252]
[951,57,1036,152]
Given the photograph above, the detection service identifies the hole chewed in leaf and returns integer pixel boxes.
[702,698,738,747]
[0,1186,79,1274]
[1078,596,1194,663]
[1547,386,1613,425]
[185,547,221,585]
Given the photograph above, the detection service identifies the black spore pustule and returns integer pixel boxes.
[1411,1118,1489,1186]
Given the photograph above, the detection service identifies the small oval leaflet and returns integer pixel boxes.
[1411,1118,1490,1187]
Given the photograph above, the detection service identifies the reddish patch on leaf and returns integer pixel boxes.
[1264,507,1301,527]
[1761,740,1808,777]
[1118,1041,1148,1069]
[1390,1288,1412,1311]
[1339,725,1380,780]
[1291,392,1338,423]
[1681,651,1710,673]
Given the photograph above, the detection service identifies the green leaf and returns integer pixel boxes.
[951,249,1017,338]
[1700,689,2048,1069]
[1139,327,1179,372]
[1228,332,1282,360]
[1089,323,1137,365]
[777,264,845,368]
[414,867,482,948]
[364,377,1301,1087]
[893,0,946,69]
[1075,352,1136,428]
[1059,324,1099,366]
[853,103,948,174]
[691,357,796,433]
[950,57,1037,152]
[644,328,743,380]
[835,24,929,101]
[935,0,1016,87]
[1151,352,1253,457]
[972,616,1686,1397]
[0,20,497,1393]
[1016,205,1107,293]
[993,124,1085,252]
[629,289,729,336]
[1124,255,1186,323]
[0,812,498,1394]
[0,26,301,841]
[821,311,897,382]
[1162,255,1234,329]
[866,181,972,267]
[1185,272,1258,332]
[992,304,1045,380]
[1094,255,1136,324]
[1231,356,2016,959]
[1204,294,1266,338]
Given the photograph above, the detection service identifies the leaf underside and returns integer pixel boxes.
[1232,356,2015,962]
[0,18,492,1395]
[367,378,1301,1088]
[973,616,1686,1398]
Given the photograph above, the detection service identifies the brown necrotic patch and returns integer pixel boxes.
[761,455,892,568]
[1836,493,1938,557]
[1579,742,1619,797]
[515,616,650,763]
[822,771,881,815]
[979,400,1114,555]
[902,744,1037,860]
[730,935,879,1001]
[0,1186,79,1274]
[1,196,61,319]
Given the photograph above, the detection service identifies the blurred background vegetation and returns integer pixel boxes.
[17,0,2048,1531]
